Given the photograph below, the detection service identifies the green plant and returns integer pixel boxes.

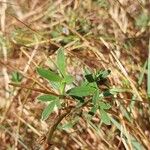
[36,48,112,148]
[11,71,23,83]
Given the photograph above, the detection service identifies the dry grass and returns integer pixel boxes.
[0,0,150,149]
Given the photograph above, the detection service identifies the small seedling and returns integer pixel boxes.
[36,48,112,147]
[11,71,23,83]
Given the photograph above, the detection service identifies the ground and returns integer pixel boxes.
[0,0,150,149]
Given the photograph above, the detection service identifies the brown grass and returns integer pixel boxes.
[0,0,150,149]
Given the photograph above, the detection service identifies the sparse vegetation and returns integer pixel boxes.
[0,0,150,149]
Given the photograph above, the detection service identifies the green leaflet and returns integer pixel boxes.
[57,48,66,76]
[68,85,96,97]
[37,94,58,102]
[62,75,74,84]
[41,99,60,120]
[92,90,99,105]
[99,102,111,110]
[99,109,111,125]
[37,67,62,82]
[11,71,22,83]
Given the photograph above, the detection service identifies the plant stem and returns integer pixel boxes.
[44,99,90,149]
[44,108,71,149]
